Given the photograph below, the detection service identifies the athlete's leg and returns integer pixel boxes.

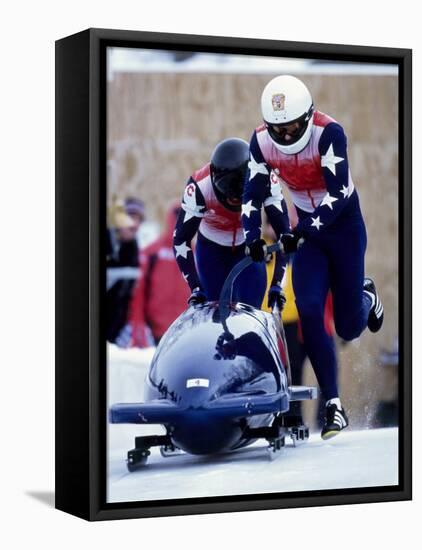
[284,321,307,417]
[292,240,339,401]
[328,216,372,341]
[234,260,267,308]
[195,237,232,300]
[196,237,267,307]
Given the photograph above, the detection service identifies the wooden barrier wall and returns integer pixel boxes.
[107,71,398,428]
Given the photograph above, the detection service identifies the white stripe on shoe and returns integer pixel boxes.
[334,412,347,428]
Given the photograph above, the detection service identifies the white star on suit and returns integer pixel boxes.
[321,143,344,175]
[311,216,324,230]
[320,193,338,210]
[241,200,257,218]
[174,242,191,259]
[340,185,349,198]
[182,273,189,282]
[248,153,269,180]
[263,181,284,212]
[181,187,205,223]
[340,183,353,198]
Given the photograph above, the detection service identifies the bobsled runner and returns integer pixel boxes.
[110,243,317,471]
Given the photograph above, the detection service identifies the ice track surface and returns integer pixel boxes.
[107,344,398,503]
[108,426,398,503]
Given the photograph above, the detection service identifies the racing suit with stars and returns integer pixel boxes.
[242,111,372,401]
[173,162,290,307]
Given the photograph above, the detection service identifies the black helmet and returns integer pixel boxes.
[210,138,249,212]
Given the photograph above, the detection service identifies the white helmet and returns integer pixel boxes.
[261,75,314,155]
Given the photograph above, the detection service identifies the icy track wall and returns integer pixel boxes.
[107,69,398,428]
[107,344,164,452]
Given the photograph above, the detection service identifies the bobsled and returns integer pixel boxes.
[110,243,317,471]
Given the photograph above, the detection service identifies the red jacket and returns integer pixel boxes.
[129,202,191,346]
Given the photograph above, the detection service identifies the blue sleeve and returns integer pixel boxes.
[173,177,206,291]
[271,250,287,286]
[265,183,289,285]
[242,131,290,244]
[296,122,352,235]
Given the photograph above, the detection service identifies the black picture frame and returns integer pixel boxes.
[55,28,412,521]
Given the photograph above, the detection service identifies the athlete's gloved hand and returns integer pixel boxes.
[279,232,304,254]
[245,238,268,262]
[268,285,286,311]
[188,287,207,306]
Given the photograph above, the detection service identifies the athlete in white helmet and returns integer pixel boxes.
[261,75,315,155]
[242,75,384,439]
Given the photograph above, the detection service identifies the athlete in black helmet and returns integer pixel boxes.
[173,137,290,308]
[210,138,248,211]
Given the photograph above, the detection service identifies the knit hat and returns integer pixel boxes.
[125,197,145,219]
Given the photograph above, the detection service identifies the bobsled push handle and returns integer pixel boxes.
[218,241,281,314]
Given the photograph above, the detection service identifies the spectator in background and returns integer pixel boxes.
[125,195,160,249]
[106,202,140,344]
[125,196,145,232]
[129,200,190,346]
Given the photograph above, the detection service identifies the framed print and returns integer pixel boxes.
[55,28,412,521]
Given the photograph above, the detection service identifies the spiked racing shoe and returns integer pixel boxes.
[363,277,384,333]
[321,399,349,440]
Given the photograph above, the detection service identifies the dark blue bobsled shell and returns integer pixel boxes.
[111,302,290,455]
